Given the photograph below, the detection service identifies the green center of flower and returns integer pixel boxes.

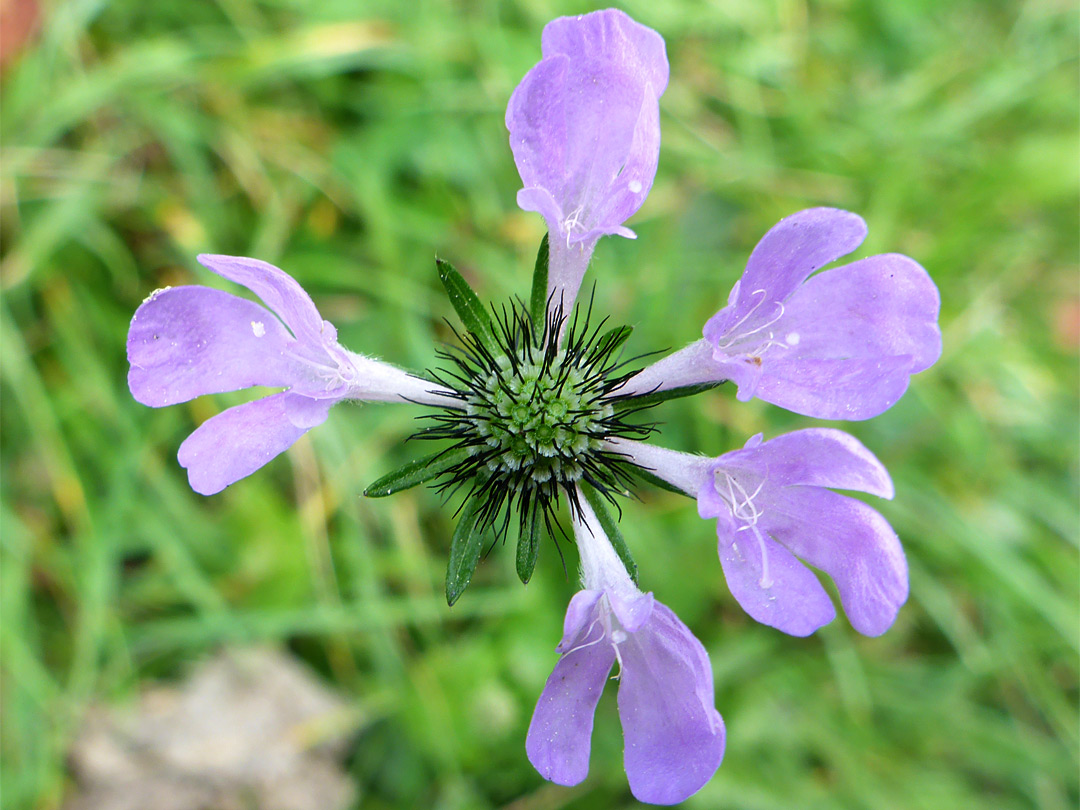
[467,355,614,483]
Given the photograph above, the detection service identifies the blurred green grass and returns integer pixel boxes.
[1,0,1077,808]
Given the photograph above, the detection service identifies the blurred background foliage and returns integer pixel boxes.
[1,0,1077,808]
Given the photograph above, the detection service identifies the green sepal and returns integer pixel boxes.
[446,498,486,606]
[436,258,499,355]
[633,466,691,497]
[515,508,543,585]
[579,484,638,585]
[598,324,633,354]
[529,233,550,343]
[613,380,724,408]
[363,448,472,498]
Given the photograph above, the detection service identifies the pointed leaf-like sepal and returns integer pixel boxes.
[436,258,499,355]
[598,324,633,355]
[613,380,724,409]
[363,448,473,498]
[579,484,638,584]
[516,507,543,585]
[446,498,485,606]
[529,233,550,343]
[633,467,690,496]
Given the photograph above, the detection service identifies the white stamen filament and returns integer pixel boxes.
[611,637,625,681]
[718,470,765,525]
[560,597,628,682]
[717,469,773,589]
[300,349,358,391]
[714,288,790,361]
[562,204,586,247]
[713,289,767,347]
[745,523,773,589]
[562,615,606,657]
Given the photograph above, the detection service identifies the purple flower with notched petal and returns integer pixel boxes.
[608,429,907,637]
[127,254,451,495]
[527,495,724,804]
[623,208,942,420]
[507,9,668,311]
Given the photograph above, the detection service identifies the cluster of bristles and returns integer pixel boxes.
[418,298,656,545]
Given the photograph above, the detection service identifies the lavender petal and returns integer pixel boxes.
[751,253,942,419]
[507,10,668,310]
[760,487,908,636]
[606,589,655,634]
[197,254,328,349]
[720,428,894,498]
[128,286,306,407]
[583,81,661,243]
[508,56,655,242]
[526,598,615,787]
[753,355,916,420]
[705,208,867,340]
[617,602,725,804]
[177,392,332,495]
[779,253,942,372]
[541,9,669,94]
[507,55,571,216]
[716,519,837,637]
[556,590,605,651]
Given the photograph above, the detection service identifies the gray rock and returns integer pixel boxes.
[65,648,356,810]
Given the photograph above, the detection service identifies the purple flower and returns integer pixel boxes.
[527,495,724,804]
[608,430,907,637]
[127,254,451,495]
[506,9,668,312]
[622,208,942,419]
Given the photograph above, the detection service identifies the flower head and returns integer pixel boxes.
[527,495,724,804]
[609,429,907,637]
[417,300,653,542]
[127,254,449,495]
[624,208,942,419]
[507,9,668,311]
